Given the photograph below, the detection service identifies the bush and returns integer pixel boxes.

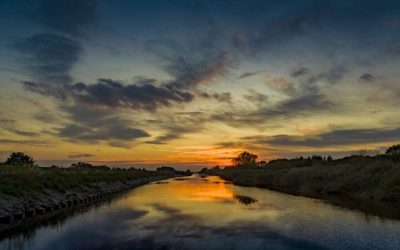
[232,151,258,167]
[5,152,36,167]
[386,144,400,156]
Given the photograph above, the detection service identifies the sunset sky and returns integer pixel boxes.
[1,0,400,169]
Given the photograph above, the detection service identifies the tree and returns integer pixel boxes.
[5,152,36,166]
[232,151,258,167]
[258,160,268,168]
[386,144,400,156]
[311,155,323,161]
[70,162,93,169]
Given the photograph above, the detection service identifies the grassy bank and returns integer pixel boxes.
[200,155,400,203]
[0,159,189,235]
[0,164,184,198]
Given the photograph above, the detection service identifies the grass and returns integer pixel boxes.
[0,164,179,198]
[201,155,400,202]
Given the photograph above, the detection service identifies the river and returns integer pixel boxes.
[1,175,400,250]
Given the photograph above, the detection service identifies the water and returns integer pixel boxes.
[1,175,400,250]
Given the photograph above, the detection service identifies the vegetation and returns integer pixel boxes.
[232,151,258,167]
[0,153,187,198]
[201,147,400,203]
[5,152,36,167]
[386,144,400,156]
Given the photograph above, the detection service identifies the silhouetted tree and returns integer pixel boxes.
[311,155,323,161]
[258,160,268,168]
[70,162,93,169]
[327,155,333,161]
[386,144,400,155]
[5,152,35,166]
[232,151,258,167]
[156,166,176,173]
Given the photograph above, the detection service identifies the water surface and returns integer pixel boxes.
[1,175,400,250]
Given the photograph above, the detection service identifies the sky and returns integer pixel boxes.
[1,0,400,169]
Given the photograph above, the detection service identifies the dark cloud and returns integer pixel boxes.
[67,153,95,159]
[59,124,149,142]
[0,119,16,123]
[215,141,244,149]
[28,0,98,36]
[56,105,150,147]
[146,38,232,89]
[146,125,199,145]
[22,80,68,99]
[258,94,333,117]
[197,91,232,103]
[12,0,98,84]
[34,112,58,123]
[232,3,324,55]
[146,112,207,145]
[243,127,400,148]
[13,33,82,84]
[237,71,261,79]
[71,79,195,112]
[308,66,347,85]
[359,73,376,83]
[21,34,232,112]
[6,129,39,137]
[165,51,231,89]
[290,67,311,78]
[212,93,333,129]
[243,90,269,106]
[0,139,51,146]
[22,78,195,112]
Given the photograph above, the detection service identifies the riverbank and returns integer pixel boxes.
[0,164,186,235]
[200,155,400,205]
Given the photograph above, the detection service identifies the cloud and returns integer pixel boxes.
[165,51,231,89]
[21,34,232,112]
[243,127,400,148]
[308,66,347,85]
[12,0,98,84]
[58,123,149,142]
[146,112,207,145]
[28,0,98,36]
[232,3,324,55]
[237,71,263,79]
[258,94,333,118]
[6,129,39,137]
[22,80,68,99]
[0,139,51,146]
[67,153,95,159]
[243,90,269,107]
[212,92,334,129]
[13,33,82,84]
[71,79,195,112]
[197,91,232,103]
[55,105,150,147]
[146,38,232,89]
[359,73,376,83]
[265,75,295,95]
[0,119,16,123]
[290,67,311,78]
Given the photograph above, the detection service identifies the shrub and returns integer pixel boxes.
[5,152,36,167]
[70,162,94,169]
[386,144,400,156]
